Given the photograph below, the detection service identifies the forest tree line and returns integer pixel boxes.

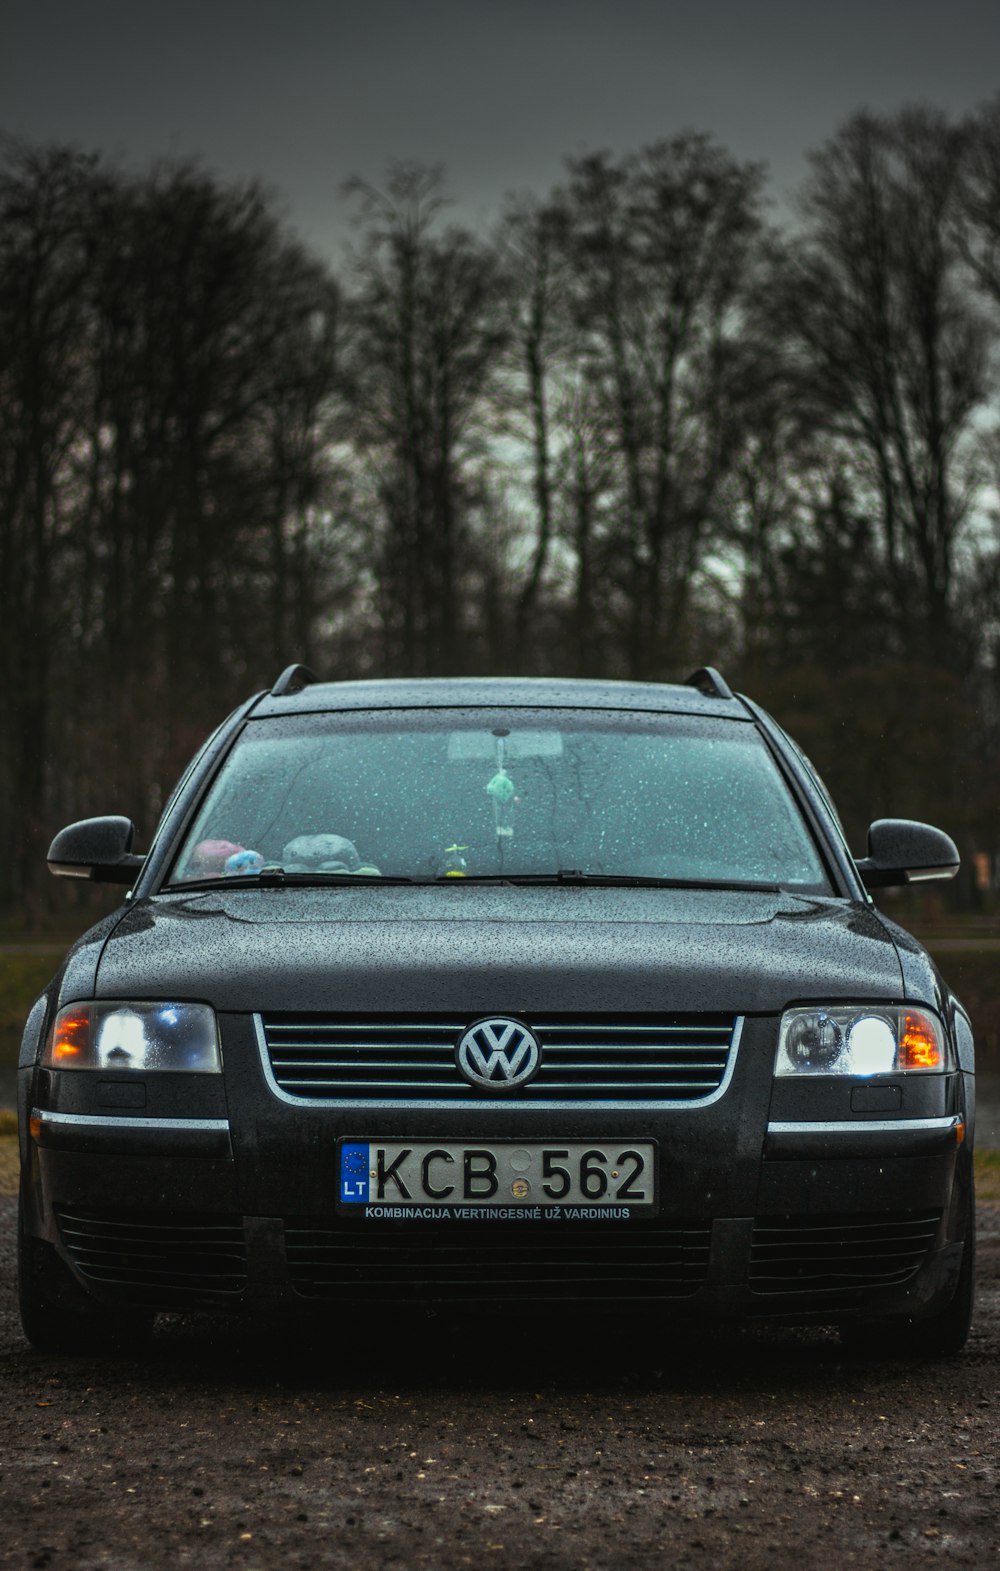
[2,100,1000,917]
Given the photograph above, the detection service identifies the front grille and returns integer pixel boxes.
[261,1014,737,1102]
[55,1208,248,1305]
[284,1217,712,1302]
[749,1210,942,1295]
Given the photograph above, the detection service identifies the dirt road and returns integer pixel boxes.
[0,1189,998,1570]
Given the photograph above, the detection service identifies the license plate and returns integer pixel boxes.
[338,1140,657,1219]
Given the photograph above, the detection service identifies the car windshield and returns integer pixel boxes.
[165,708,831,891]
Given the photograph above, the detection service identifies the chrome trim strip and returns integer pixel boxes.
[32,1110,230,1132]
[265,1020,468,1034]
[255,1014,744,1110]
[767,1116,959,1135]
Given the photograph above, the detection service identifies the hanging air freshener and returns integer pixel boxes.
[486,735,516,840]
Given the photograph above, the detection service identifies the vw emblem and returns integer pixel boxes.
[456,1017,540,1093]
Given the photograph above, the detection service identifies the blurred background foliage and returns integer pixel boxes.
[3,100,1000,921]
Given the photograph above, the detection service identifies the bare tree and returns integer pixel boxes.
[0,142,101,907]
[763,108,990,663]
[957,94,1000,308]
[0,144,347,913]
[340,166,509,675]
[545,136,767,677]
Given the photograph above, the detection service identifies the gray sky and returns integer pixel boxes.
[5,0,1000,261]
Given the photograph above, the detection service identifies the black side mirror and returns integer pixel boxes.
[855,818,959,890]
[47,816,145,885]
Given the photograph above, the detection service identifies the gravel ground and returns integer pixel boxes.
[0,1190,998,1571]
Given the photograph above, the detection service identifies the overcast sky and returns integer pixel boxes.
[5,0,1000,262]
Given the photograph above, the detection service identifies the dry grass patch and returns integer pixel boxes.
[0,952,59,1068]
[976,1149,1000,1204]
[0,1135,18,1196]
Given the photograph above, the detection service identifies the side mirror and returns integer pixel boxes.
[855,818,959,890]
[47,816,145,885]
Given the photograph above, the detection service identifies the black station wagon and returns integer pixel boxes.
[17,668,976,1355]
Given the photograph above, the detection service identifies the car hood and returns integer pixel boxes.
[94,886,904,1015]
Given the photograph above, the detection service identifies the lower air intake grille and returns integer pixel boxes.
[55,1208,248,1305]
[283,1217,712,1302]
[261,1013,737,1102]
[749,1210,942,1295]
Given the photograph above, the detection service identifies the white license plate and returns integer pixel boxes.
[338,1140,657,1218]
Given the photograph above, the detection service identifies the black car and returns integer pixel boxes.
[17,667,975,1355]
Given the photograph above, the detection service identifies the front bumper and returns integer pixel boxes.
[20,1013,973,1327]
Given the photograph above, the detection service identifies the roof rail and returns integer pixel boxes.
[685,666,735,701]
[271,663,319,698]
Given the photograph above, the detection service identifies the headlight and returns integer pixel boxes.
[775,1005,948,1076]
[43,1002,221,1073]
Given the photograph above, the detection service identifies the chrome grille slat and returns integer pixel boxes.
[542,1044,729,1054]
[537,1061,726,1072]
[261,1014,738,1102]
[266,1022,467,1031]
[531,1024,730,1037]
[536,1074,718,1087]
[278,1079,474,1092]
[272,1059,459,1071]
[271,1042,457,1053]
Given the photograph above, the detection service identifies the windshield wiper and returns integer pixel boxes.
[165,868,783,894]
[164,870,416,891]
[436,871,783,891]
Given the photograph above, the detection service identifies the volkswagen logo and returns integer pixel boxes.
[456,1017,540,1092]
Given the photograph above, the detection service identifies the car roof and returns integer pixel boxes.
[250,675,752,721]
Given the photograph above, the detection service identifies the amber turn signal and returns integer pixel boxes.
[899,1011,943,1070]
[50,1010,91,1062]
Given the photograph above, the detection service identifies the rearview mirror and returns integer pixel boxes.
[855,819,959,890]
[47,816,145,885]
